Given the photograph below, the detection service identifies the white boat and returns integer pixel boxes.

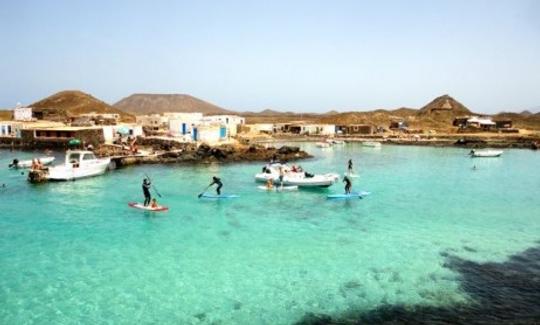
[316,142,331,148]
[469,149,503,158]
[255,163,339,188]
[42,151,111,181]
[361,141,382,148]
[9,156,55,169]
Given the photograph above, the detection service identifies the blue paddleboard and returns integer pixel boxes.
[327,191,370,199]
[199,193,239,199]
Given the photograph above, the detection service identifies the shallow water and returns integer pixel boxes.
[1,144,539,324]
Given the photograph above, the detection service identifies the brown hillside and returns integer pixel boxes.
[31,90,134,122]
[114,94,232,115]
[0,110,12,121]
[493,112,540,130]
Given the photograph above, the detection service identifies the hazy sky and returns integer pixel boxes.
[1,0,539,113]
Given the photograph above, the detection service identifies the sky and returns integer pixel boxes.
[0,0,539,113]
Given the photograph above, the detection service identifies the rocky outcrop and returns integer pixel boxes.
[109,142,311,168]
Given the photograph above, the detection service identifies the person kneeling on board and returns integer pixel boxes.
[209,176,223,195]
[142,178,152,206]
[150,198,158,209]
[343,176,352,194]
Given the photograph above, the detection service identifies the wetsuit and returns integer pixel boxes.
[210,177,223,195]
[343,176,352,194]
[142,179,152,206]
[348,160,353,174]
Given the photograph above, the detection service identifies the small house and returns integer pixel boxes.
[336,124,373,135]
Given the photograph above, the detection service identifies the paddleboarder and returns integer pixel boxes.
[209,176,223,195]
[343,176,352,194]
[347,159,353,175]
[142,178,152,206]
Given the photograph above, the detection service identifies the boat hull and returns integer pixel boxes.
[46,158,111,181]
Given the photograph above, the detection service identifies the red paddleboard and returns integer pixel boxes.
[128,202,169,212]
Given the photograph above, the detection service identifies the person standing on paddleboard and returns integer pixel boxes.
[209,176,223,195]
[347,159,353,175]
[343,176,352,194]
[142,178,152,206]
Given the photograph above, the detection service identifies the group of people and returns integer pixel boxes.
[31,159,46,170]
[141,175,223,207]
[140,159,357,204]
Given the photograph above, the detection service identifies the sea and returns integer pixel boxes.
[1,143,539,324]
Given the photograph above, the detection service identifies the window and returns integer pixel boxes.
[68,154,80,163]
[82,153,96,160]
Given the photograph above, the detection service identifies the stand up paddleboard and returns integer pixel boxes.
[343,172,359,178]
[199,194,239,199]
[257,185,298,192]
[128,202,169,212]
[327,191,370,199]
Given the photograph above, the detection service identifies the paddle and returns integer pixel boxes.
[144,173,162,198]
[198,185,212,198]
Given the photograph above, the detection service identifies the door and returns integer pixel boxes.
[192,128,198,141]
[220,127,227,138]
[182,123,187,135]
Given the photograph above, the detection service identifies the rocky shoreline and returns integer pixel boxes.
[257,134,540,150]
[94,141,312,169]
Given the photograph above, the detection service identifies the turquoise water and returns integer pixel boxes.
[1,144,539,324]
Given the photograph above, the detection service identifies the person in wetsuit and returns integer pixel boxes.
[347,159,353,175]
[209,176,223,195]
[142,178,152,206]
[343,176,352,194]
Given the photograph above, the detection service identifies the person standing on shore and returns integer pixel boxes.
[142,178,152,206]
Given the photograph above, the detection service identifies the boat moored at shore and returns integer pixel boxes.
[469,149,503,158]
[28,150,110,182]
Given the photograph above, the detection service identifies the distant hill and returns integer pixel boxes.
[418,94,472,116]
[31,90,134,122]
[114,94,232,115]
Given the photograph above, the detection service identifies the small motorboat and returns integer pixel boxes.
[28,150,111,182]
[469,149,503,158]
[255,163,339,188]
[361,141,382,148]
[9,157,55,169]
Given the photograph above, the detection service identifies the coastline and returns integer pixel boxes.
[253,133,540,150]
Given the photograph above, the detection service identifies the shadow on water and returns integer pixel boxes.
[295,243,540,325]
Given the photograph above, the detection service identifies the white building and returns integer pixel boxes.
[192,124,228,145]
[168,113,204,136]
[14,105,33,121]
[202,115,245,137]
[0,121,23,137]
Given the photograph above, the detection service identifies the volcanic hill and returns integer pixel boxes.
[114,94,232,115]
[30,90,134,122]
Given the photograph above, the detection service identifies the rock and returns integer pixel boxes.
[278,146,300,154]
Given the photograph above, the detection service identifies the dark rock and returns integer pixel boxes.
[278,146,300,154]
